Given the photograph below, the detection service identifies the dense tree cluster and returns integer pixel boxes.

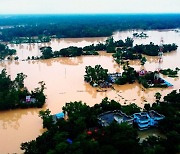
[0,69,46,110]
[16,35,175,60]
[143,90,180,154]
[84,64,174,89]
[160,68,180,77]
[132,42,178,56]
[0,43,16,60]
[20,98,141,154]
[40,47,53,59]
[113,48,142,64]
[39,46,99,59]
[0,14,180,42]
[113,42,177,63]
[38,37,177,60]
[84,63,137,86]
[38,37,134,59]
[83,43,106,52]
[115,62,137,85]
[21,90,180,154]
[84,65,108,86]
[106,37,134,53]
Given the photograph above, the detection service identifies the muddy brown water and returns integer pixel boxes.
[0,30,180,153]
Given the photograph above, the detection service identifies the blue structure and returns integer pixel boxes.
[66,138,73,144]
[55,112,65,119]
[133,112,151,130]
[98,110,164,130]
[52,112,65,123]
[133,110,165,130]
[160,78,173,87]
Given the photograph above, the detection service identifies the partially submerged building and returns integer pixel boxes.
[138,70,173,88]
[108,73,121,83]
[133,110,165,130]
[98,110,164,130]
[52,112,65,123]
[98,110,133,127]
[133,112,151,130]
[23,95,37,103]
[92,72,121,88]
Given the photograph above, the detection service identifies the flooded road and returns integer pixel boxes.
[0,30,180,153]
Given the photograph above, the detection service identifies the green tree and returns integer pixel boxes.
[121,103,141,115]
[144,103,151,111]
[140,56,147,65]
[154,92,162,103]
[39,109,54,129]
[125,37,134,47]
[84,65,108,86]
[13,73,27,89]
[40,47,53,59]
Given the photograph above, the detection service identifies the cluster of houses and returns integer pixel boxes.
[138,69,173,88]
[98,110,165,130]
[52,108,164,131]
[93,69,173,89]
[93,72,121,88]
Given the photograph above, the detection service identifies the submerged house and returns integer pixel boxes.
[133,110,165,130]
[148,110,165,125]
[98,110,133,127]
[52,112,65,123]
[108,73,121,83]
[90,72,121,88]
[158,78,173,87]
[24,95,37,103]
[138,69,148,76]
[138,70,173,88]
[98,110,164,130]
[99,81,112,88]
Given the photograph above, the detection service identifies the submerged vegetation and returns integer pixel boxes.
[137,71,169,88]
[39,46,99,59]
[132,43,178,56]
[21,90,180,154]
[0,43,16,60]
[84,65,108,86]
[84,64,173,88]
[160,68,180,77]
[115,63,137,85]
[84,63,135,87]
[31,36,178,60]
[0,69,46,110]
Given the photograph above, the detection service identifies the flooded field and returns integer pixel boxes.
[0,30,180,153]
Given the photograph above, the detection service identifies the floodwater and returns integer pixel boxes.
[0,30,180,153]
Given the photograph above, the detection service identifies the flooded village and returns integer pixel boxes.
[0,29,180,153]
